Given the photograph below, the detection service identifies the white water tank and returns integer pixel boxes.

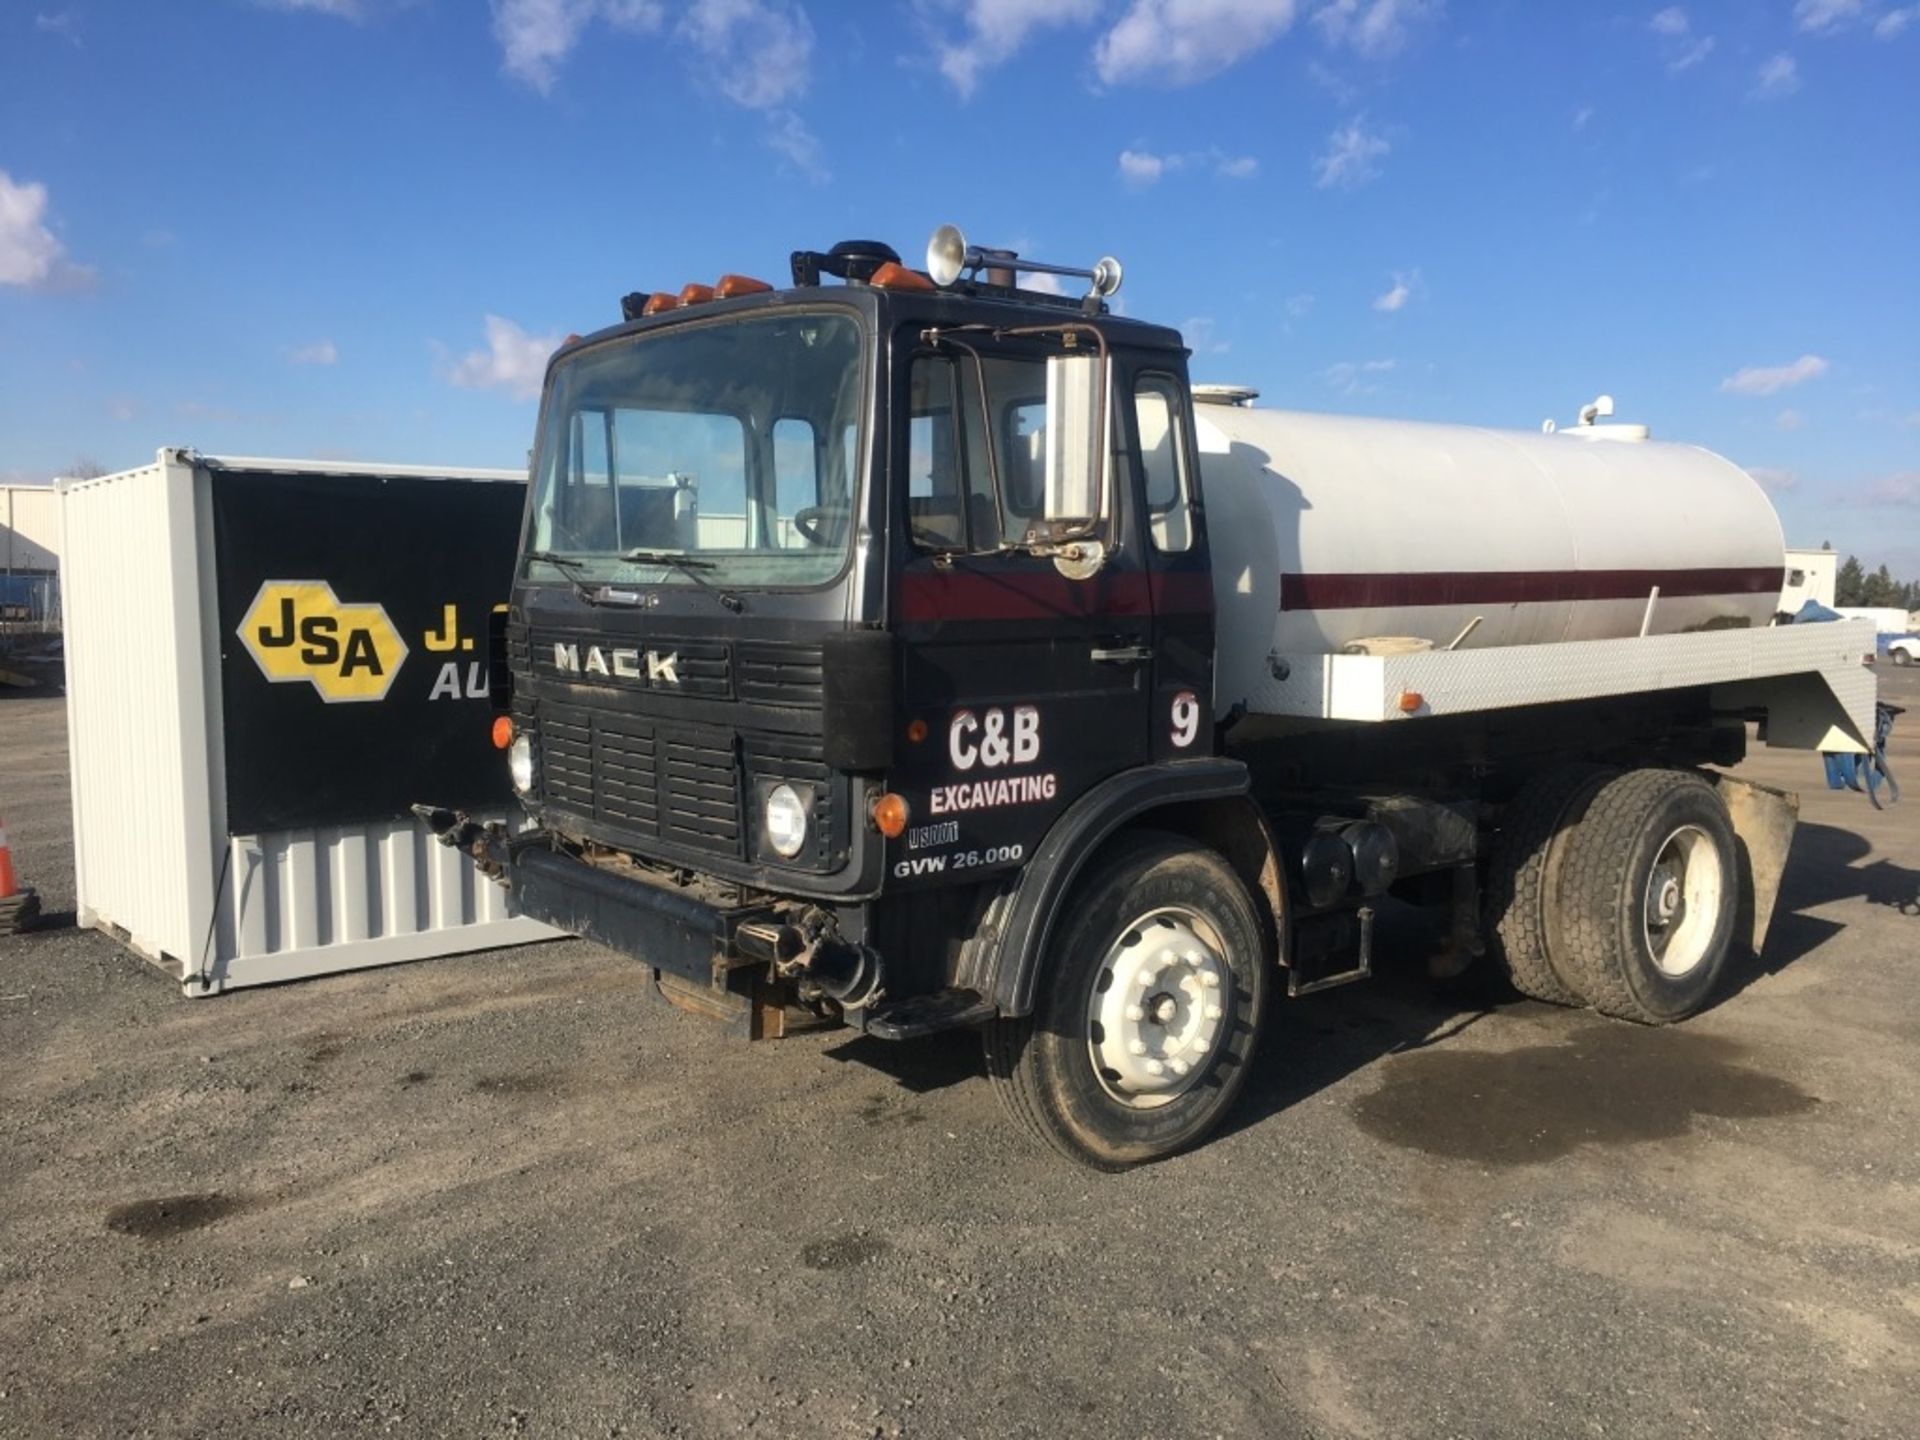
[1195,404,1785,717]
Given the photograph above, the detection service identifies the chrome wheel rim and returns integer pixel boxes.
[1643,824,1724,978]
[1086,907,1232,1109]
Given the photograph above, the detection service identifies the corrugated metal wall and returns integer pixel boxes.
[62,457,213,970]
[62,451,555,995]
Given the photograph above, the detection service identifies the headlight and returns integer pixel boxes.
[764,782,810,859]
[509,733,536,793]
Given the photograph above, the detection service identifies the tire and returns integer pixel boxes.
[1893,647,1913,667]
[984,832,1269,1170]
[1550,769,1739,1025]
[1484,764,1615,1007]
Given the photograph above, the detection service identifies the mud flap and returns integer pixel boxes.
[1709,773,1799,958]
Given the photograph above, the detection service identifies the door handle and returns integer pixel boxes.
[1090,644,1154,665]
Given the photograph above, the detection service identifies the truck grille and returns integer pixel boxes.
[539,704,739,853]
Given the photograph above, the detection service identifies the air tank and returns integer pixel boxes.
[1192,399,1785,718]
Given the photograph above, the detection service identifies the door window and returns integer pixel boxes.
[1135,374,1193,553]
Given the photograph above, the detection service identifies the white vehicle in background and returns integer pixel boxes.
[1889,636,1919,667]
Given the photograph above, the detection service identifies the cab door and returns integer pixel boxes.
[885,340,1154,886]
[1129,369,1218,762]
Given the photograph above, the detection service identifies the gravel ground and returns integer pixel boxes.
[2,668,1917,1439]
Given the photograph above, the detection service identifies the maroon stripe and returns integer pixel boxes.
[1280,566,1785,612]
[899,569,1209,624]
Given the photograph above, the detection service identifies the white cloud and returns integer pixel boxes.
[1311,0,1438,59]
[1372,269,1416,312]
[1775,407,1808,430]
[1118,149,1175,185]
[1314,115,1389,189]
[934,0,1099,97]
[1721,354,1829,396]
[1095,0,1301,86]
[490,0,664,94]
[1285,292,1315,318]
[290,339,339,366]
[1747,466,1800,493]
[1183,316,1230,354]
[1325,357,1396,395]
[1753,53,1801,98]
[1650,6,1714,71]
[1876,6,1920,36]
[1023,270,1066,295]
[449,315,563,401]
[1794,0,1862,32]
[1863,471,1920,506]
[107,397,140,423]
[35,10,81,44]
[256,0,367,15]
[1119,147,1257,185]
[679,0,814,109]
[1572,104,1594,130]
[765,109,828,181]
[0,170,91,290]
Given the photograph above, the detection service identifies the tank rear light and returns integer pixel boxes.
[715,273,772,298]
[640,292,678,316]
[678,282,716,307]
[870,262,934,292]
[491,716,514,750]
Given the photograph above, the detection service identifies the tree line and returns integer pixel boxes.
[1834,555,1920,612]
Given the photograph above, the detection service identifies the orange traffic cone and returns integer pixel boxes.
[0,818,40,934]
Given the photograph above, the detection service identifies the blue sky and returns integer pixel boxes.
[3,0,1917,573]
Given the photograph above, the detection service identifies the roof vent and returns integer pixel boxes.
[1193,384,1260,407]
[1542,393,1650,441]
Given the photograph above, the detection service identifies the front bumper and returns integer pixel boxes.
[512,846,764,989]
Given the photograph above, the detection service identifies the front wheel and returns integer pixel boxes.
[984,832,1269,1169]
[1893,647,1913,667]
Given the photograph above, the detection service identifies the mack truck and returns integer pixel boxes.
[422,226,1886,1169]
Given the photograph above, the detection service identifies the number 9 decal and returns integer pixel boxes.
[1170,690,1201,749]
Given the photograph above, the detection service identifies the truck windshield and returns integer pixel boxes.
[525,310,865,589]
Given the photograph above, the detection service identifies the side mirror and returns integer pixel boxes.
[1043,352,1109,532]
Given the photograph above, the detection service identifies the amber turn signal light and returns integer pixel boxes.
[870,792,911,839]
[491,715,515,750]
[678,282,716,307]
[1397,691,1424,714]
[641,291,678,316]
[905,719,928,744]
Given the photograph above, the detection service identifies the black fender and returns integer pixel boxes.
[968,757,1256,1017]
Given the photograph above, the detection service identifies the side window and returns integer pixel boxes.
[907,358,968,548]
[772,417,817,549]
[1135,375,1193,553]
[1001,397,1048,520]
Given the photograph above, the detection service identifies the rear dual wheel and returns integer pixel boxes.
[985,833,1268,1170]
[1549,769,1739,1024]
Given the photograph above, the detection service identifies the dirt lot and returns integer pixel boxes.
[3,668,1917,1439]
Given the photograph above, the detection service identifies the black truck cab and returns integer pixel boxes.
[486,240,1234,1065]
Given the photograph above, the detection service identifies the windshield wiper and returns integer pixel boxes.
[524,549,610,606]
[621,549,746,614]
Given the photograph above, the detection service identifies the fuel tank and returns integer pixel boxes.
[1193,401,1785,718]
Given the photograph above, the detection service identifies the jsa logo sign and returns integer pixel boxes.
[239,581,408,703]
